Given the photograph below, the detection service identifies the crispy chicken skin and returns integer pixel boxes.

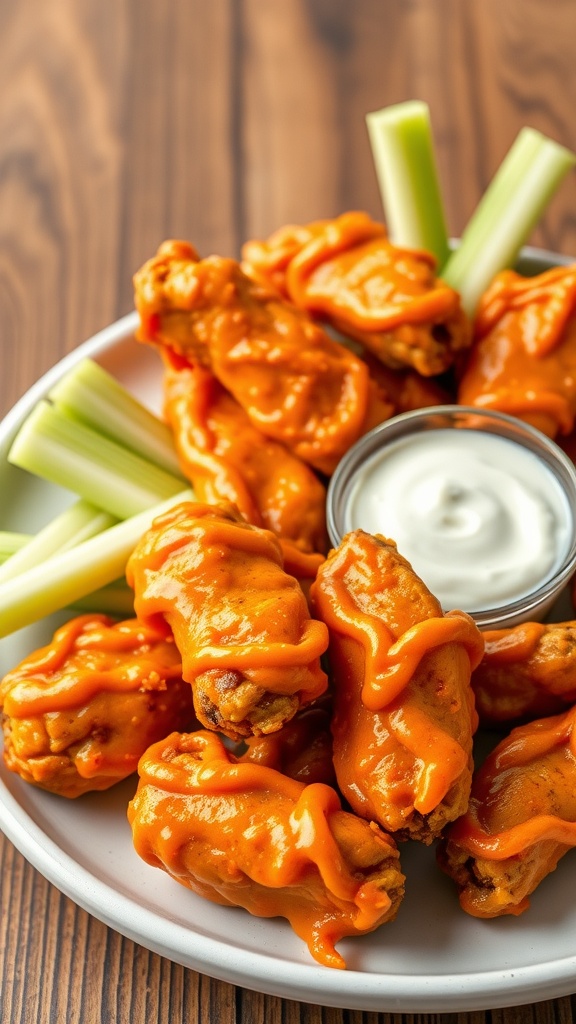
[437,706,576,918]
[0,614,195,798]
[126,501,329,740]
[360,351,453,414]
[127,729,405,969]
[310,531,484,843]
[458,264,576,438]
[163,362,329,554]
[276,540,325,607]
[471,621,576,726]
[133,240,393,475]
[237,698,336,786]
[241,211,471,376]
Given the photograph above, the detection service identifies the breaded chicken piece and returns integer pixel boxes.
[128,729,405,969]
[126,501,329,740]
[237,698,336,786]
[471,620,576,726]
[163,362,328,554]
[0,614,195,797]
[310,531,484,843]
[458,264,576,438]
[361,350,453,413]
[437,706,576,917]
[241,211,471,376]
[133,240,393,475]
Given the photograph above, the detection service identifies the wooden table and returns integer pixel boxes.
[2,2,576,1021]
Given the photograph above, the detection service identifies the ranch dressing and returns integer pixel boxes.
[344,429,573,611]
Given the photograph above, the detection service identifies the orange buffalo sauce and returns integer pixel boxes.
[458,264,576,438]
[310,531,483,842]
[242,211,471,376]
[0,614,194,797]
[1,615,183,716]
[133,240,393,475]
[237,699,336,786]
[162,362,329,554]
[470,621,576,725]
[448,712,576,856]
[438,707,576,917]
[126,501,329,738]
[128,730,405,969]
[360,351,452,415]
[479,621,549,666]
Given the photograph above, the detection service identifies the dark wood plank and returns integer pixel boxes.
[0,0,129,415]
[3,823,576,1022]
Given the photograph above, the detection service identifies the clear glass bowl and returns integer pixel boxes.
[327,406,576,628]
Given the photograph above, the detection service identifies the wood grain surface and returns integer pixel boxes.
[2,1,576,1022]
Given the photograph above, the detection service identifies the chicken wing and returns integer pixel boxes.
[241,211,471,376]
[133,240,393,475]
[0,614,195,797]
[127,729,405,969]
[361,350,453,414]
[237,698,336,786]
[471,620,576,726]
[126,501,329,739]
[458,264,576,438]
[162,362,328,553]
[310,531,484,843]
[437,705,576,917]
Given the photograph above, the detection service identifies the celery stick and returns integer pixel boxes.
[0,489,193,637]
[0,532,29,561]
[0,499,117,582]
[49,359,184,479]
[0,530,135,616]
[442,127,576,317]
[366,100,450,266]
[8,401,186,520]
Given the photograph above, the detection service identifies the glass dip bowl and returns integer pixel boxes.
[326,406,576,629]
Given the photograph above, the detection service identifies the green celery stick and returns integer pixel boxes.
[0,499,117,582]
[49,359,184,478]
[0,532,29,561]
[442,126,576,316]
[0,489,193,637]
[0,529,135,616]
[366,100,450,266]
[8,401,186,521]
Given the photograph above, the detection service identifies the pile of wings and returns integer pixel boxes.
[3,212,576,969]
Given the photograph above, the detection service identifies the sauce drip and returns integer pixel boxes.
[446,705,576,859]
[129,730,404,969]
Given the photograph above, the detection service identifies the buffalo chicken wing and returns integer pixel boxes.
[0,614,194,797]
[310,531,484,843]
[241,211,471,376]
[437,705,576,917]
[126,501,328,739]
[471,620,576,726]
[163,362,328,553]
[133,240,393,475]
[458,264,576,438]
[128,729,405,969]
[237,698,336,786]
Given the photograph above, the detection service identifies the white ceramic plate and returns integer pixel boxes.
[2,306,576,1014]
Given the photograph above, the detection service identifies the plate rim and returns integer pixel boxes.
[2,278,576,1012]
[4,764,576,1014]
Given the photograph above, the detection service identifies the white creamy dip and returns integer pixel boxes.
[344,429,573,611]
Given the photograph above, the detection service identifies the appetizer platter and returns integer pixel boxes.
[2,102,576,1011]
